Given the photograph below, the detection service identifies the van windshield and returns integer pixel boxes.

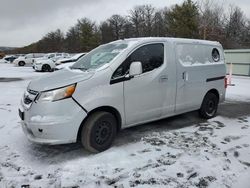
[71,42,128,71]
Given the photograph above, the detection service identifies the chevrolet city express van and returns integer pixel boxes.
[19,38,226,152]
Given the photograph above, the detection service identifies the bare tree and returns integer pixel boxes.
[152,10,165,37]
[222,5,250,48]
[129,5,145,37]
[99,21,113,44]
[108,15,126,40]
[143,5,155,36]
[197,0,225,40]
[65,26,81,52]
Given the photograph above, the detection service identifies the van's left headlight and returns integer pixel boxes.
[38,84,76,102]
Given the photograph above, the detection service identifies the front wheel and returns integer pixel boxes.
[81,111,117,153]
[42,64,51,72]
[199,92,219,119]
[18,61,25,66]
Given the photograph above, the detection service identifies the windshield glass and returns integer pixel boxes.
[71,42,128,71]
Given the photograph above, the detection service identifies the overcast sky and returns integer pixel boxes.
[0,0,250,47]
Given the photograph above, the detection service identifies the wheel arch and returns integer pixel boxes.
[42,64,51,68]
[207,88,219,100]
[200,88,220,108]
[77,106,122,142]
[41,64,52,71]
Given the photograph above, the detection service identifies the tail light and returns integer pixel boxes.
[224,77,228,88]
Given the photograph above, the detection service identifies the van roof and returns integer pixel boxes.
[114,37,220,46]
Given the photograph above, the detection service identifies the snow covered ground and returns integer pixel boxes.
[0,63,250,188]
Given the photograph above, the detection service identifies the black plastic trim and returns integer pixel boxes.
[110,75,134,85]
[206,76,225,82]
[72,97,88,114]
[19,109,24,120]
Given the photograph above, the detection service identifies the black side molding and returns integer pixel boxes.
[110,75,134,85]
[72,97,88,114]
[206,76,225,82]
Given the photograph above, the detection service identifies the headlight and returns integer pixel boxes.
[38,84,76,102]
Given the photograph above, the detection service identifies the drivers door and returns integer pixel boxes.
[111,43,173,126]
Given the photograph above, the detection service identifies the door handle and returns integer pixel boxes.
[182,71,188,81]
[159,75,168,82]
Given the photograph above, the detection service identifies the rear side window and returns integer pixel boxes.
[35,54,44,58]
[177,44,221,66]
[25,54,33,58]
[212,48,220,62]
[112,43,164,79]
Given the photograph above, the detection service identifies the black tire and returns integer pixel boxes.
[42,64,51,72]
[81,111,117,153]
[18,61,25,66]
[199,92,219,119]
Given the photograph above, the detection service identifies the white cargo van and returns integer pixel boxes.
[19,38,226,152]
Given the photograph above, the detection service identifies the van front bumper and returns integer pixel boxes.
[19,97,87,145]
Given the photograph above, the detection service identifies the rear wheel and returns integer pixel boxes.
[81,111,117,153]
[42,64,51,72]
[199,92,219,119]
[18,61,25,66]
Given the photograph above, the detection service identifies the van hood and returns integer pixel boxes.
[28,68,95,92]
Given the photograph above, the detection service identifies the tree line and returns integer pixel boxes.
[11,0,250,54]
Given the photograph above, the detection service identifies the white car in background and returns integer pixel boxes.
[33,53,70,72]
[54,53,86,70]
[13,53,45,66]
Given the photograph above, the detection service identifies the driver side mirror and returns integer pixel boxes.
[129,61,142,77]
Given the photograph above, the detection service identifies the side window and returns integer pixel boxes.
[177,44,221,66]
[112,43,164,79]
[212,48,220,62]
[26,54,33,59]
[48,54,55,58]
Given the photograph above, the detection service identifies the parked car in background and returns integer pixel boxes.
[0,58,8,63]
[13,53,45,66]
[55,53,86,65]
[33,53,70,72]
[54,53,86,70]
[32,53,58,65]
[19,37,226,153]
[4,55,18,63]
[0,55,18,63]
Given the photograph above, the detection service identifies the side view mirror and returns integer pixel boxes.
[129,61,142,77]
